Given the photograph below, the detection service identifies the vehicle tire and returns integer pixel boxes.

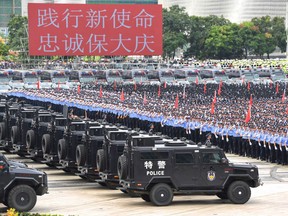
[98,182,107,187]
[216,192,228,200]
[42,134,51,154]
[58,139,67,160]
[79,175,87,180]
[26,130,35,149]
[85,176,97,182]
[141,194,151,202]
[7,185,37,212]
[120,189,128,194]
[96,149,105,172]
[150,183,173,206]
[227,181,251,204]
[0,122,6,140]
[76,144,86,166]
[2,199,8,207]
[4,148,11,153]
[117,155,127,180]
[106,182,117,190]
[63,168,72,173]
[11,126,19,144]
[45,162,55,168]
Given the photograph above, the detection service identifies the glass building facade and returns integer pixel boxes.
[21,0,158,17]
[1,0,158,27]
[86,0,158,4]
[164,0,286,23]
[0,0,22,27]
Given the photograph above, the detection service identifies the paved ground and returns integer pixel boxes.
[1,152,288,216]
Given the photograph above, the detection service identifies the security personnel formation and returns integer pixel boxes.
[6,80,288,166]
[0,93,262,208]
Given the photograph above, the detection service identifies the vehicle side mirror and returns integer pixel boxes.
[221,158,228,164]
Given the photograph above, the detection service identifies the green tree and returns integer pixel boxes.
[271,17,287,53]
[184,15,231,59]
[0,42,9,56]
[251,16,276,58]
[163,5,190,59]
[250,33,266,58]
[203,24,243,59]
[238,21,259,58]
[7,15,28,51]
[163,32,186,58]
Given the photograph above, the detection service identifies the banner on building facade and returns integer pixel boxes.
[28,3,162,56]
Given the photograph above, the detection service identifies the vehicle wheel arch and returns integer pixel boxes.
[3,179,38,198]
[223,176,254,190]
[146,177,176,191]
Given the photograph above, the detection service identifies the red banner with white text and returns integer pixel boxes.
[28,3,162,56]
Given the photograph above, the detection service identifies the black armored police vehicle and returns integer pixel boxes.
[58,119,100,173]
[0,153,48,212]
[26,110,52,160]
[0,101,6,122]
[97,128,140,189]
[0,102,22,151]
[76,123,118,181]
[42,113,67,166]
[118,135,262,206]
[12,107,38,156]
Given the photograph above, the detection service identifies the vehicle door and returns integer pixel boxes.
[199,150,229,189]
[173,151,199,189]
[0,157,11,195]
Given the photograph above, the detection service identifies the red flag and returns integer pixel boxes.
[120,88,125,102]
[143,92,147,105]
[213,90,217,104]
[114,80,116,91]
[269,82,273,89]
[134,82,137,91]
[282,91,286,102]
[218,80,223,95]
[210,100,215,114]
[245,105,251,123]
[204,83,207,94]
[183,85,186,99]
[174,94,179,109]
[217,85,221,96]
[37,80,40,89]
[249,94,253,106]
[276,83,279,94]
[247,82,250,91]
[211,91,217,114]
[195,76,199,85]
[164,81,167,89]
[99,85,103,98]
[77,85,81,94]
[158,85,161,97]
